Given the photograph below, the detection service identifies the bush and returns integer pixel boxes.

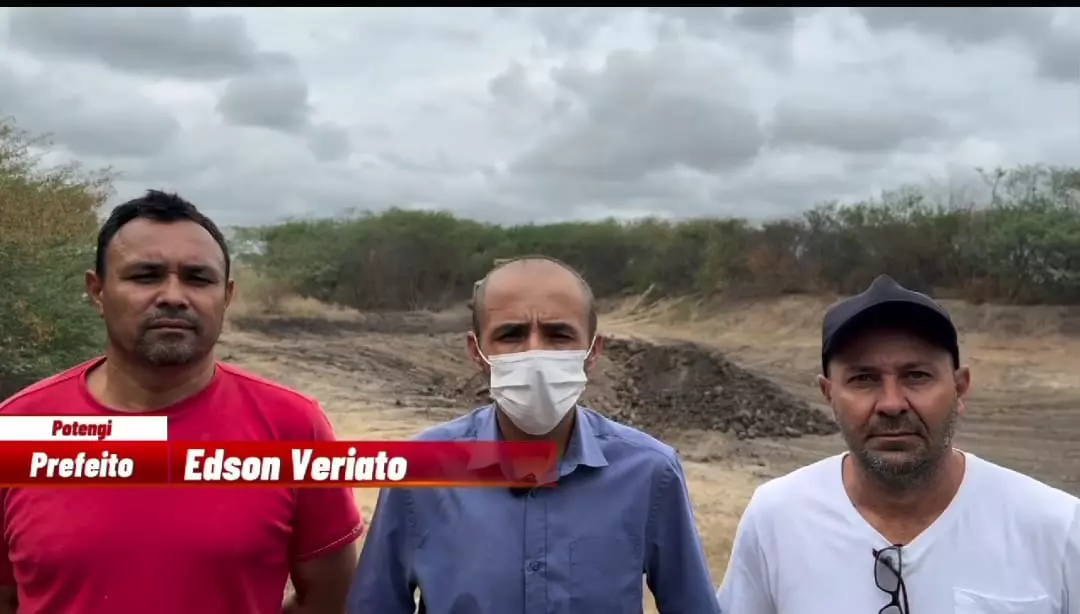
[0,118,113,396]
[236,165,1080,310]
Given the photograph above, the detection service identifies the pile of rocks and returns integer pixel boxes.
[599,338,839,439]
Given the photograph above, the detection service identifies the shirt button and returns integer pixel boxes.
[529,561,543,571]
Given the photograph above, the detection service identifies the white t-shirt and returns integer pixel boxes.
[716,452,1080,614]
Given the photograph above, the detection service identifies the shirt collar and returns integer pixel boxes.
[466,405,609,476]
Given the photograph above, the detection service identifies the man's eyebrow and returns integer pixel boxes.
[841,360,937,373]
[539,321,578,335]
[120,260,165,272]
[119,261,221,275]
[181,264,220,276]
[900,360,936,370]
[492,322,529,337]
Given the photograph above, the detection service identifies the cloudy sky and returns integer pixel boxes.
[1,7,1078,227]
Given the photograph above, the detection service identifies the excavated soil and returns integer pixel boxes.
[230,312,469,337]
[231,314,835,440]
[598,338,838,439]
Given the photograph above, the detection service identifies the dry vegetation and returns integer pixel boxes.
[5,115,1080,612]
[0,118,112,397]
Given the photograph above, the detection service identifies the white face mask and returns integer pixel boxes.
[478,340,594,436]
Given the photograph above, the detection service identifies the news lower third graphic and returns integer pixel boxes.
[0,416,558,488]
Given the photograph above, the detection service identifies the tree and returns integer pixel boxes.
[0,117,114,397]
[237,164,1080,311]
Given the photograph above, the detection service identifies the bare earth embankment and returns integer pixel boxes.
[225,295,1080,612]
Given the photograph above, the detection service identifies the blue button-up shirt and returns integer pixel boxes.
[347,405,720,614]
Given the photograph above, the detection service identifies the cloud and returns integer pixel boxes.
[0,7,1077,227]
[8,7,274,80]
[651,7,803,37]
[0,62,179,158]
[214,57,352,160]
[510,44,765,181]
[854,7,1079,83]
[770,102,949,154]
[216,61,311,132]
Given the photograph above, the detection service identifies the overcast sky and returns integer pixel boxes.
[2,7,1078,227]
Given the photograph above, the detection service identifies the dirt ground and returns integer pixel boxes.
[225,295,1080,612]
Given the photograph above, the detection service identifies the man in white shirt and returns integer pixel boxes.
[716,274,1080,614]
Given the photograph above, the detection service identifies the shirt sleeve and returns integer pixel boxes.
[1065,503,1080,614]
[0,489,12,586]
[645,455,722,614]
[291,403,363,561]
[346,487,417,614]
[715,489,775,614]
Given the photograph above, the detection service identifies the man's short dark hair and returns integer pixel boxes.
[470,255,598,337]
[95,190,230,279]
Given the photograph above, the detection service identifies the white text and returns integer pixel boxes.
[29,451,134,478]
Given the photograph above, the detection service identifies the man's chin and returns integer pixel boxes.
[860,449,935,480]
[139,344,202,367]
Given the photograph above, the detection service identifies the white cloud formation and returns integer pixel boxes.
[1,7,1077,227]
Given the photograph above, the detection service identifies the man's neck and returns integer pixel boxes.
[843,450,966,544]
[494,408,575,459]
[87,348,217,412]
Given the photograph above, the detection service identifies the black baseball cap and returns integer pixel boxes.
[821,274,959,374]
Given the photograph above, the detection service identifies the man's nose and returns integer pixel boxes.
[155,275,190,308]
[875,377,909,415]
[524,327,549,351]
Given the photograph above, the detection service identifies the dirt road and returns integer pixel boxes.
[224,295,1080,612]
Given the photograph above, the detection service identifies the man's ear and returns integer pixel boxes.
[954,365,971,416]
[84,269,104,317]
[466,332,486,371]
[225,279,236,308]
[816,373,832,403]
[585,334,604,372]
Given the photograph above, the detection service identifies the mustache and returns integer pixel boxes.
[140,310,201,331]
[866,413,926,437]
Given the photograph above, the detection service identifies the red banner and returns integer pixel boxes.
[0,441,559,487]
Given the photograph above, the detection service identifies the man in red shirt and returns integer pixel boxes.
[0,190,362,614]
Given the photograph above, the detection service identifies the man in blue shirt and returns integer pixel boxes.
[347,256,720,614]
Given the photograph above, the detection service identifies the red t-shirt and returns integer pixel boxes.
[0,358,363,614]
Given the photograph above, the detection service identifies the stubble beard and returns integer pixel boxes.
[133,328,209,367]
[844,403,959,492]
